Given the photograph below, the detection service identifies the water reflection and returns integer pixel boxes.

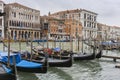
[35,67,73,80]
[18,71,39,80]
[59,60,102,80]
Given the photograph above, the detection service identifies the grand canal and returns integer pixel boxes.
[0,42,120,80]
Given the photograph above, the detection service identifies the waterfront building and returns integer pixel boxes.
[97,23,111,41]
[0,1,5,38]
[110,26,120,41]
[50,9,98,40]
[40,15,69,40]
[40,15,82,41]
[64,19,82,39]
[96,23,102,41]
[97,23,120,42]
[4,3,40,41]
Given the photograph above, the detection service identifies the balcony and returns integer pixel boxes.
[9,26,41,30]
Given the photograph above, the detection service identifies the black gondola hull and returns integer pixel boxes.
[50,53,95,61]
[0,73,16,80]
[96,51,102,58]
[33,57,72,67]
[16,66,47,73]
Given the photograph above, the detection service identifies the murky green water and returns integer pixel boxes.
[1,42,120,80]
[17,58,120,80]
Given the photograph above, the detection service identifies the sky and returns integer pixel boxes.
[3,0,120,26]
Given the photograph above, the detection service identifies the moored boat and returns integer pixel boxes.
[0,51,47,73]
[0,62,16,80]
[51,52,96,60]
[33,48,96,61]
[21,51,73,67]
[96,50,102,58]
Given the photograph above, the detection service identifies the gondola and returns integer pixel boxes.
[52,52,96,60]
[32,48,97,61]
[0,62,16,80]
[52,50,102,60]
[96,50,102,58]
[0,51,47,73]
[21,51,73,67]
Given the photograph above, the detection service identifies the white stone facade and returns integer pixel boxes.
[80,9,97,40]
[0,1,4,38]
[109,26,120,41]
[4,3,41,40]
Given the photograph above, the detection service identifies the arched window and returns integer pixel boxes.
[22,31,24,39]
[14,21,16,26]
[34,32,36,38]
[25,31,28,39]
[14,31,17,40]
[29,23,31,27]
[9,20,11,26]
[28,23,29,27]
[26,22,27,27]
[17,21,19,27]
[13,21,15,26]
[18,21,20,27]
[11,30,13,38]
[28,32,30,38]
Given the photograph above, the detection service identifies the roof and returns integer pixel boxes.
[7,2,39,12]
[50,8,98,16]
[51,9,81,16]
[80,9,98,15]
[0,0,4,4]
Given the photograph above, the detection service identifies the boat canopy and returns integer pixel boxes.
[101,42,116,46]
[53,48,61,52]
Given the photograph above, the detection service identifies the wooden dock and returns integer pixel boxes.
[115,64,120,68]
[102,55,120,68]
[102,55,120,62]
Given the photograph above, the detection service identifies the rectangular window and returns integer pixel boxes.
[0,9,2,12]
[94,23,96,28]
[90,22,91,27]
[84,13,86,19]
[14,12,16,17]
[84,21,86,27]
[0,30,2,37]
[90,15,91,20]
[0,19,2,26]
[35,16,38,20]
[44,23,49,30]
[94,16,96,21]
[87,21,90,27]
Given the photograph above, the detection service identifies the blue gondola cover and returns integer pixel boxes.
[16,60,42,68]
[0,51,43,69]
[2,65,12,73]
[53,48,61,52]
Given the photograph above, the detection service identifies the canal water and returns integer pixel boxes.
[0,42,120,80]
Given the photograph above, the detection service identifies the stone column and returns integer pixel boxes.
[17,30,19,40]
[33,31,35,40]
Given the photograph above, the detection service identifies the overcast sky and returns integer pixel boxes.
[3,0,120,26]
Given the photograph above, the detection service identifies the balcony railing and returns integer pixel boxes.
[9,26,41,30]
